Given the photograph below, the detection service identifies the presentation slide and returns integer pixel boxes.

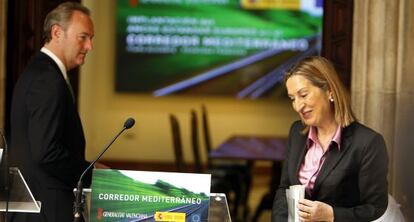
[115,0,323,99]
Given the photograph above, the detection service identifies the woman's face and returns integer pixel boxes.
[286,75,334,128]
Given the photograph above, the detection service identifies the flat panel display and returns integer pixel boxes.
[115,0,323,99]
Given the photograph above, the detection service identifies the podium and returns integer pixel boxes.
[0,167,41,213]
[208,193,232,222]
[80,190,232,222]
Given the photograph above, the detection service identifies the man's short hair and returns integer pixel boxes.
[43,2,90,43]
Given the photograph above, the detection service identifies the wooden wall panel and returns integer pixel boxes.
[4,0,80,131]
[322,0,354,88]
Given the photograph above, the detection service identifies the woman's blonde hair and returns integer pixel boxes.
[284,56,356,132]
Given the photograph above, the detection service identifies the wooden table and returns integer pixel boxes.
[209,135,287,221]
[209,135,286,161]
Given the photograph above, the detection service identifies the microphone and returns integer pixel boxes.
[124,117,135,129]
[73,118,135,221]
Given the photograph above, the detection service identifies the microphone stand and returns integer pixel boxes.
[73,118,135,222]
[1,130,10,222]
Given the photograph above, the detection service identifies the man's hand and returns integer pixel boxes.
[94,162,110,169]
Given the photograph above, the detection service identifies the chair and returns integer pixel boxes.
[169,114,186,172]
[190,110,203,173]
[201,105,253,219]
[190,110,243,219]
[252,161,282,222]
[372,194,405,222]
[169,112,233,201]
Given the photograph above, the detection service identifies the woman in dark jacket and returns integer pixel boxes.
[272,56,388,222]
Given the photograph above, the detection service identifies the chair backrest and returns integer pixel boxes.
[372,194,405,222]
[190,110,203,173]
[201,105,213,168]
[169,114,186,172]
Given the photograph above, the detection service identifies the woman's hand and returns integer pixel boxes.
[297,198,334,222]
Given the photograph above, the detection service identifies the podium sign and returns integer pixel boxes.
[90,169,211,222]
[0,167,41,212]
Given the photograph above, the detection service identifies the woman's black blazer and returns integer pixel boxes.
[272,120,388,222]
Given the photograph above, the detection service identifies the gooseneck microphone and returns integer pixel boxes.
[73,118,135,221]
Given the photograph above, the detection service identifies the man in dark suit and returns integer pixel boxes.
[10,2,96,222]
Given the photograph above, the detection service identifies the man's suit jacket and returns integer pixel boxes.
[10,52,91,222]
[272,120,388,222]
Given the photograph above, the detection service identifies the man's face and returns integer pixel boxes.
[60,11,94,70]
